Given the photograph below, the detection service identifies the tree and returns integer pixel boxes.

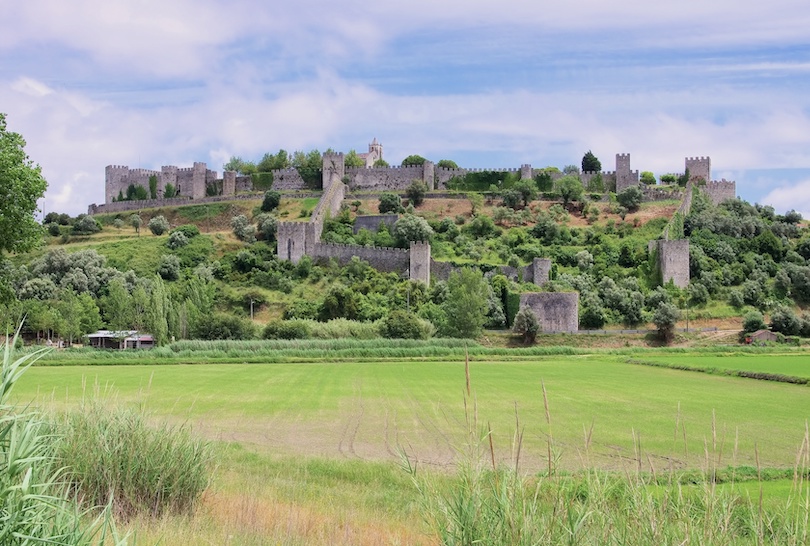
[742,310,766,333]
[130,214,143,236]
[437,159,459,169]
[0,113,48,258]
[557,175,584,208]
[501,189,522,210]
[617,186,643,212]
[344,150,365,168]
[770,306,801,336]
[653,301,680,342]
[581,150,601,172]
[440,269,489,338]
[401,155,427,167]
[163,183,177,198]
[231,215,256,243]
[513,307,540,344]
[255,213,278,241]
[261,190,281,212]
[640,171,656,185]
[148,174,158,199]
[148,215,170,236]
[393,214,433,247]
[157,254,181,281]
[379,192,402,214]
[381,310,429,339]
[373,159,389,167]
[406,180,429,207]
[71,215,101,235]
[224,156,258,175]
[513,179,538,207]
[257,150,290,172]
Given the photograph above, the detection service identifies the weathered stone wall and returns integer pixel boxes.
[409,241,431,284]
[434,167,523,190]
[347,165,430,191]
[352,215,399,234]
[277,222,310,264]
[223,171,236,196]
[235,175,253,193]
[519,292,579,333]
[702,179,736,206]
[89,197,191,215]
[580,171,617,192]
[269,168,307,191]
[312,243,410,274]
[641,186,684,202]
[531,258,551,286]
[655,239,690,288]
[685,156,711,183]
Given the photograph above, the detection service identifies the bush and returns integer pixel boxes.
[193,312,256,340]
[742,310,767,333]
[653,302,680,342]
[381,310,431,339]
[231,214,257,243]
[393,214,433,246]
[261,190,281,212]
[770,306,801,336]
[71,215,101,235]
[255,213,278,242]
[171,224,200,239]
[513,307,540,344]
[263,320,311,340]
[167,230,189,249]
[379,192,402,214]
[617,186,643,212]
[148,215,170,236]
[158,254,181,280]
[47,222,61,236]
[406,180,429,207]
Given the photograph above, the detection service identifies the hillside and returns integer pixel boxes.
[6,188,810,347]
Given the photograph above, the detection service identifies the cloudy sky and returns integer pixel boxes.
[3,0,810,217]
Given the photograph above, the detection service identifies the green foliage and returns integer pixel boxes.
[344,149,365,168]
[255,213,278,242]
[448,171,519,192]
[231,215,256,243]
[401,154,427,167]
[56,401,211,520]
[660,173,678,184]
[148,215,170,236]
[393,214,433,247]
[261,190,281,212]
[534,170,554,192]
[556,175,584,207]
[653,301,680,342]
[292,149,323,188]
[257,150,290,172]
[125,183,148,201]
[513,179,538,207]
[513,307,539,343]
[441,268,489,338]
[193,312,255,340]
[381,310,431,339]
[406,180,428,207]
[373,159,389,167]
[148,174,158,199]
[0,114,48,258]
[770,305,801,336]
[157,254,181,281]
[379,192,403,214]
[167,230,189,250]
[742,310,767,333]
[251,172,274,190]
[437,159,458,169]
[171,224,200,239]
[581,149,601,172]
[224,156,258,175]
[263,320,311,340]
[72,215,102,235]
[640,171,656,185]
[617,185,643,212]
[163,182,177,198]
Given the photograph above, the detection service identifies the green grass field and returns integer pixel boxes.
[16,355,810,471]
[11,351,810,544]
[637,353,810,380]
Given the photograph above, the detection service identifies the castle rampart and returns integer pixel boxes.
[702,179,736,206]
[685,156,711,183]
[519,292,579,333]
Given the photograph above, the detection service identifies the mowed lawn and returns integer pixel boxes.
[638,353,810,380]
[15,355,810,471]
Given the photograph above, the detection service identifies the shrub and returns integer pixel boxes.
[255,213,278,242]
[406,180,429,207]
[742,310,766,333]
[231,214,257,243]
[171,224,200,239]
[513,307,540,344]
[770,306,801,336]
[167,230,189,249]
[393,214,433,246]
[147,215,169,236]
[56,402,212,520]
[379,192,402,214]
[381,310,431,339]
[261,190,281,212]
[72,215,101,235]
[617,186,643,212]
[263,320,311,340]
[193,312,256,340]
[653,301,680,342]
[158,253,181,280]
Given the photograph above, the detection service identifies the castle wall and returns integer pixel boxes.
[702,179,736,206]
[615,153,640,193]
[642,186,684,202]
[531,258,551,286]
[236,175,253,193]
[312,243,411,274]
[269,168,307,191]
[353,215,399,234]
[347,164,430,191]
[655,239,690,288]
[223,171,236,196]
[519,292,579,333]
[105,165,161,204]
[580,171,618,192]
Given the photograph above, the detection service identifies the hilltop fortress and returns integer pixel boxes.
[90,141,736,214]
[89,143,737,332]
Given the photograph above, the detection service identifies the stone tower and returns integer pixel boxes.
[615,153,639,193]
[409,241,431,285]
[322,152,345,188]
[685,157,711,183]
[367,138,383,166]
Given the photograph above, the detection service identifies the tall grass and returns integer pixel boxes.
[402,353,810,545]
[55,401,213,521]
[0,329,127,545]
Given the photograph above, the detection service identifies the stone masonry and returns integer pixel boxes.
[519,293,579,333]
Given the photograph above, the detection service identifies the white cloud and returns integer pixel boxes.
[11,77,54,97]
[761,179,810,218]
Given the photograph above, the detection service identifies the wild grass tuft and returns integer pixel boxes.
[55,402,213,521]
[0,328,127,545]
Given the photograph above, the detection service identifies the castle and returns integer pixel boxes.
[90,144,737,331]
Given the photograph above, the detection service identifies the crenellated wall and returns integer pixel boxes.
[312,243,411,273]
[685,156,711,183]
[347,164,433,191]
[352,214,399,234]
[702,179,736,205]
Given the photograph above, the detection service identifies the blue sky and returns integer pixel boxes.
[3,0,810,216]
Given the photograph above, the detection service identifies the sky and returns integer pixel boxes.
[2,0,810,217]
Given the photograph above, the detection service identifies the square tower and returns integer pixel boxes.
[684,157,711,183]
